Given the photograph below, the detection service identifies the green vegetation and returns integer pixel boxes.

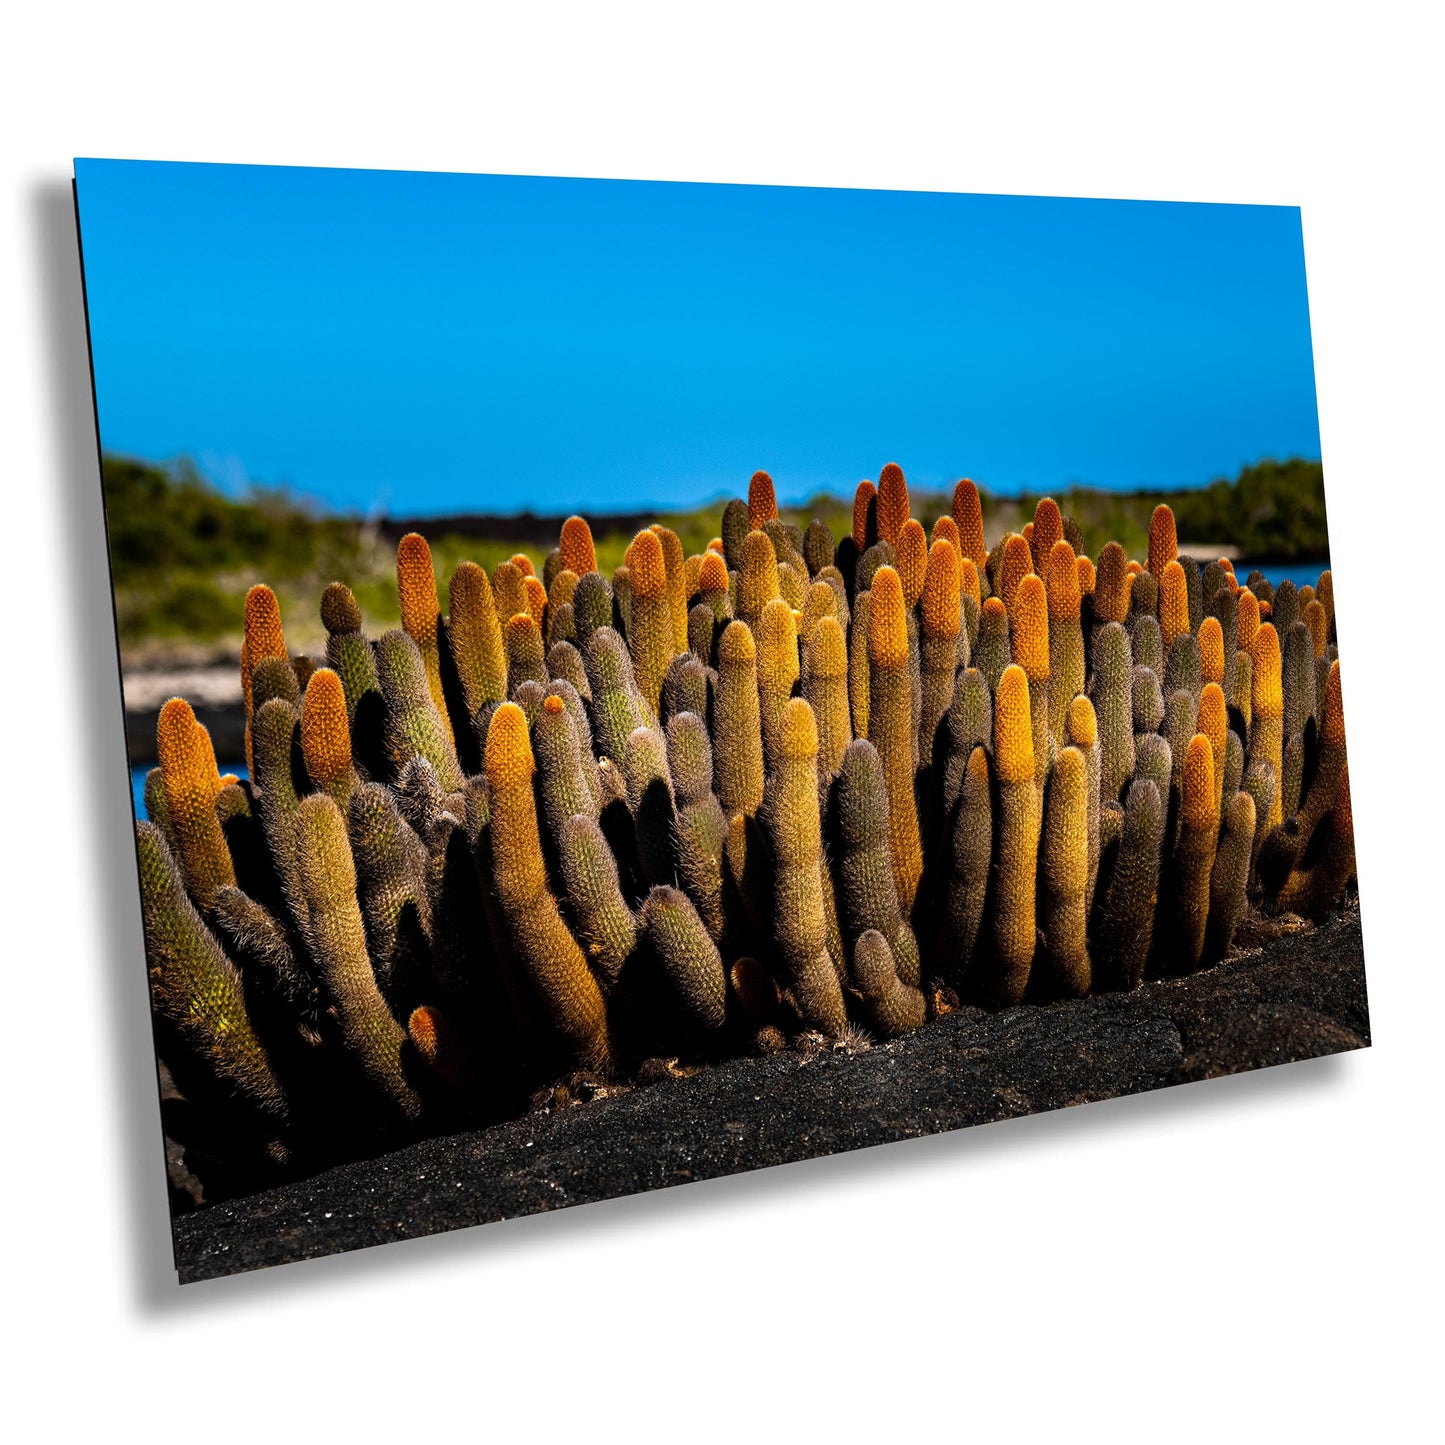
[102,453,1327,656]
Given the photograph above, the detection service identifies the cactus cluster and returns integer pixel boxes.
[137,475,1354,1191]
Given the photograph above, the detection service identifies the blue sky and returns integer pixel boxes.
[74,160,1320,517]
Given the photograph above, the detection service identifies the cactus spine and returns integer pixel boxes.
[987,665,1039,1005]
[396,532,456,748]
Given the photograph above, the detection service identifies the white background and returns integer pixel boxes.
[3,3,1440,1438]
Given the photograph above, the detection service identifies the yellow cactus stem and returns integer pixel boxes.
[559,514,598,576]
[648,523,690,652]
[1167,732,1220,970]
[1022,522,1034,550]
[959,556,982,609]
[447,560,508,716]
[918,538,961,765]
[1076,553,1096,599]
[1147,503,1178,577]
[803,613,852,785]
[1011,573,1051,786]
[300,667,355,805]
[737,528,781,635]
[1237,586,1261,653]
[799,579,837,645]
[1066,693,1102,911]
[1249,622,1285,827]
[1086,543,1132,627]
[989,664,1038,1004]
[1316,569,1335,641]
[1045,539,1084,746]
[1233,647,1254,734]
[1159,559,1190,651]
[1278,763,1355,919]
[1198,615,1225,686]
[896,518,928,608]
[156,697,236,912]
[852,478,878,550]
[876,461,910,544]
[549,567,580,610]
[951,478,988,575]
[396,532,457,748]
[999,534,1035,614]
[241,582,288,770]
[931,515,961,552]
[523,575,548,623]
[1197,681,1228,816]
[758,596,802,762]
[1304,599,1329,658]
[747,469,778,529]
[1031,497,1064,574]
[683,552,704,601]
[1040,744,1091,997]
[866,566,923,914]
[485,702,611,1070]
[714,619,766,817]
[623,527,676,716]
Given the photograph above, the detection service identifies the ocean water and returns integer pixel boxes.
[1224,560,1329,591]
[130,762,248,818]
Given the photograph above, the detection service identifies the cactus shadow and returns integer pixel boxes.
[30,175,183,1312]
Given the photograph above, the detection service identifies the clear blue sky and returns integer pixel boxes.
[74,159,1320,517]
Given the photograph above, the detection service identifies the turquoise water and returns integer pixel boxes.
[130,762,248,818]
[1226,560,1329,591]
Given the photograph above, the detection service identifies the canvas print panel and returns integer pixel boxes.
[73,161,1365,1281]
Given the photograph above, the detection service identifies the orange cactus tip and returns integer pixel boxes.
[931,516,961,551]
[993,665,1034,784]
[1159,559,1190,648]
[522,575,548,621]
[748,469,778,529]
[1250,623,1283,717]
[1046,539,1080,620]
[778,696,819,761]
[449,559,496,617]
[959,557,982,608]
[1022,522,1034,546]
[300,668,352,782]
[559,515,598,575]
[507,552,534,579]
[1237,588,1261,651]
[876,462,910,544]
[852,479,878,548]
[718,619,756,666]
[698,552,729,593]
[1198,616,1225,684]
[867,566,909,668]
[707,537,725,555]
[1033,497,1063,556]
[484,701,535,789]
[999,534,1035,613]
[397,533,440,635]
[897,518,929,607]
[549,568,580,608]
[951,478,986,567]
[1322,660,1344,746]
[683,554,704,597]
[966,743,990,785]
[1076,553,1096,597]
[1181,733,1217,830]
[1148,503,1178,576]
[1304,599,1328,658]
[1066,694,1097,749]
[1127,560,1143,577]
[157,697,206,769]
[982,595,1008,627]
[407,1005,440,1063]
[1259,600,1273,620]
[624,528,668,599]
[1011,574,1049,680]
[650,524,685,573]
[543,693,566,716]
[243,584,287,660]
[1198,682,1227,756]
[740,528,777,575]
[921,538,961,636]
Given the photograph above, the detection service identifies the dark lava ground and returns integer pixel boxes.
[172,906,1367,1283]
